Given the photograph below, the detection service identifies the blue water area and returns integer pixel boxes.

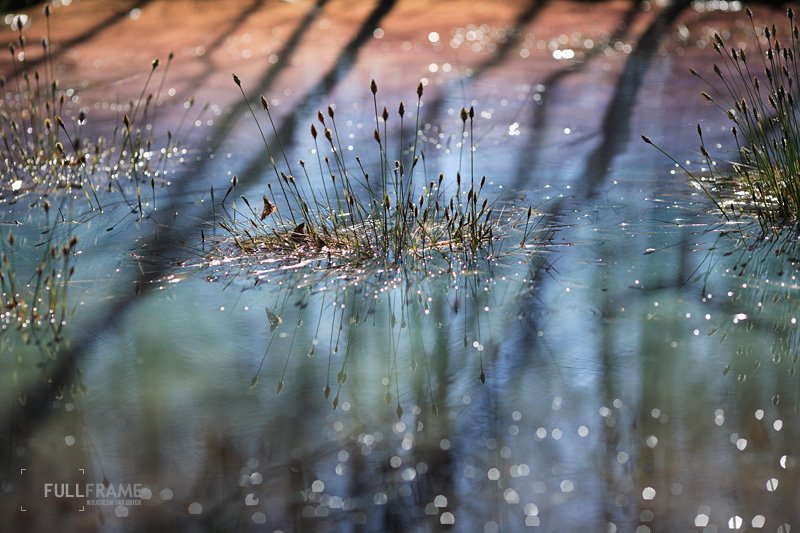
[1,1,799,532]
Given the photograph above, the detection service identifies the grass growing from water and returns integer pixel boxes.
[220,75,539,269]
[643,7,800,230]
[0,7,199,217]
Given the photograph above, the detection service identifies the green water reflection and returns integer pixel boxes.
[4,197,800,531]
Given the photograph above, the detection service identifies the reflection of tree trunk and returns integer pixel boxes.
[3,0,399,446]
[2,383,98,532]
[577,0,692,200]
[1,0,154,78]
[512,0,643,192]
[420,0,547,124]
[205,0,330,153]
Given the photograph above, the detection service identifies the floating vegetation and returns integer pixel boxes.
[217,75,542,272]
[644,7,800,230]
[0,7,199,218]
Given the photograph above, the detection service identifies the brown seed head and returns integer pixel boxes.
[310,124,317,139]
[327,105,335,118]
[261,96,269,110]
[417,81,423,98]
[398,102,405,117]
[232,73,241,86]
[382,107,389,122]
[370,79,378,94]
[152,58,159,69]
[69,235,78,248]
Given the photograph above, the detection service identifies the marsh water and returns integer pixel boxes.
[2,0,800,531]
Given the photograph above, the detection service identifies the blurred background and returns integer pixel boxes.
[1,0,799,531]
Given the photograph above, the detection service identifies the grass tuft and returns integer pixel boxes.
[645,8,800,230]
[0,9,197,218]
[218,76,541,270]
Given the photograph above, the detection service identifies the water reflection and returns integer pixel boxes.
[4,1,800,532]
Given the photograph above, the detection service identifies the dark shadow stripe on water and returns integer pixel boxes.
[1,0,153,78]
[510,0,643,191]
[576,0,692,200]
[205,0,330,154]
[0,0,399,442]
[420,0,547,128]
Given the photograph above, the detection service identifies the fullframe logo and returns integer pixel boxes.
[44,483,144,499]
[18,468,149,513]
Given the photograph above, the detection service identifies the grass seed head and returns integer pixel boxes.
[370,79,378,95]
[261,95,269,110]
[232,73,241,86]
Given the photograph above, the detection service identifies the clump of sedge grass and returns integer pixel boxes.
[220,75,539,268]
[645,7,800,230]
[0,8,198,217]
